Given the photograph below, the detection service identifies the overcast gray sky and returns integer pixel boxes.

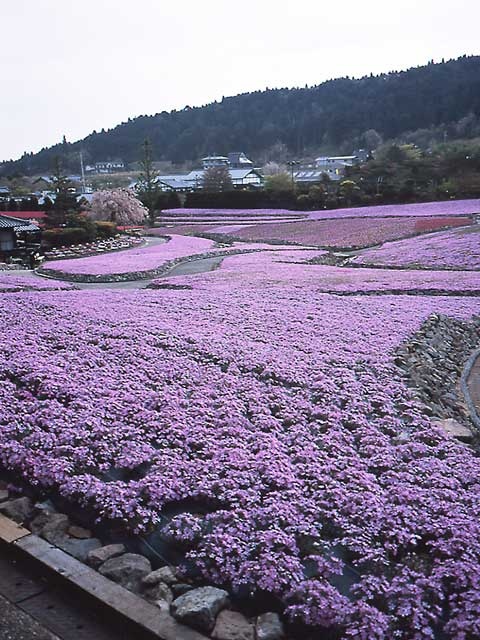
[1,0,479,162]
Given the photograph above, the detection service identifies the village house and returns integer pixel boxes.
[0,186,11,200]
[294,151,368,184]
[0,215,41,264]
[85,161,126,174]
[142,152,263,192]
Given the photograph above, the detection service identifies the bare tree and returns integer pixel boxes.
[202,166,233,192]
[136,139,160,226]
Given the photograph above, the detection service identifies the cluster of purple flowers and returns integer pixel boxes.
[163,198,480,221]
[2,250,480,636]
[41,235,217,276]
[354,226,480,270]
[226,251,480,294]
[209,217,471,248]
[0,275,75,292]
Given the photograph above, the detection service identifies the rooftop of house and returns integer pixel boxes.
[202,156,229,162]
[0,215,41,232]
[316,155,359,162]
[4,211,47,220]
[228,152,253,166]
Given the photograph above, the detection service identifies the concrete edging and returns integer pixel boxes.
[0,514,207,640]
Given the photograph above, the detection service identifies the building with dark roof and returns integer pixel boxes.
[0,215,41,264]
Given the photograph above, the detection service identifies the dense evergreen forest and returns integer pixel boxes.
[2,55,480,176]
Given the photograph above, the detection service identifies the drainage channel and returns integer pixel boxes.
[0,540,153,640]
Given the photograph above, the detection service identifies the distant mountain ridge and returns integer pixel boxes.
[2,55,480,176]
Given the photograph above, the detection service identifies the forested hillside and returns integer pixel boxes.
[2,55,480,175]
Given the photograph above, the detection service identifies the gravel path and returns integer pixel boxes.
[0,594,60,640]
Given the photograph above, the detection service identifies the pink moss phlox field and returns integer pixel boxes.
[42,235,216,276]
[165,251,480,295]
[2,248,480,637]
[307,199,480,220]
[162,199,480,221]
[213,217,471,248]
[160,208,301,219]
[354,226,480,270]
[0,275,75,292]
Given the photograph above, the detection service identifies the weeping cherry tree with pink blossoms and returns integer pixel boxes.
[87,189,148,226]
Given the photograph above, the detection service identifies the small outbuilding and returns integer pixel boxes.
[0,215,42,264]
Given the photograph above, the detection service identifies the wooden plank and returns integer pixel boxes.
[19,589,123,640]
[71,570,207,640]
[15,534,208,640]
[0,514,30,543]
[15,535,89,579]
[0,553,46,603]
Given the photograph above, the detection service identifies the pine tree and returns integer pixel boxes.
[46,157,77,227]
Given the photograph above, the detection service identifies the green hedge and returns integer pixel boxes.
[42,228,89,248]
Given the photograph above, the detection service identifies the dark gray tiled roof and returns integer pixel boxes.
[0,215,40,231]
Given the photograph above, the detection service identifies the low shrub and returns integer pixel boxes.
[42,227,89,248]
[95,221,118,238]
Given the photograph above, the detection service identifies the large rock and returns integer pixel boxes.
[255,612,285,640]
[171,586,230,632]
[36,513,69,542]
[0,489,9,503]
[142,565,178,587]
[0,497,33,523]
[98,553,151,593]
[212,610,254,640]
[68,525,92,539]
[87,544,126,569]
[432,417,473,443]
[172,583,194,598]
[57,537,102,562]
[144,582,173,604]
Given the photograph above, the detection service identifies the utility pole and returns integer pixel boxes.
[287,160,300,189]
[80,151,87,194]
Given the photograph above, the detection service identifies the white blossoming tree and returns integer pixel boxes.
[87,189,147,226]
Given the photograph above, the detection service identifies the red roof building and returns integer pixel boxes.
[4,211,47,226]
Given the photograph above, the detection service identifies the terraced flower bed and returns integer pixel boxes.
[38,236,309,283]
[4,201,480,638]
[161,198,480,222]
[354,225,480,270]
[152,250,480,296]
[0,275,76,292]
[38,235,217,282]
[307,198,480,219]
[2,256,480,637]
[208,217,471,249]
[160,208,305,220]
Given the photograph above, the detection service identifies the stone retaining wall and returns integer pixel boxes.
[395,314,480,430]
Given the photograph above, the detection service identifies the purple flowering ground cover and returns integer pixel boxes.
[354,225,480,270]
[0,275,76,292]
[40,235,302,279]
[163,198,480,222]
[2,243,480,638]
[41,234,217,276]
[209,217,471,249]
[159,250,480,295]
